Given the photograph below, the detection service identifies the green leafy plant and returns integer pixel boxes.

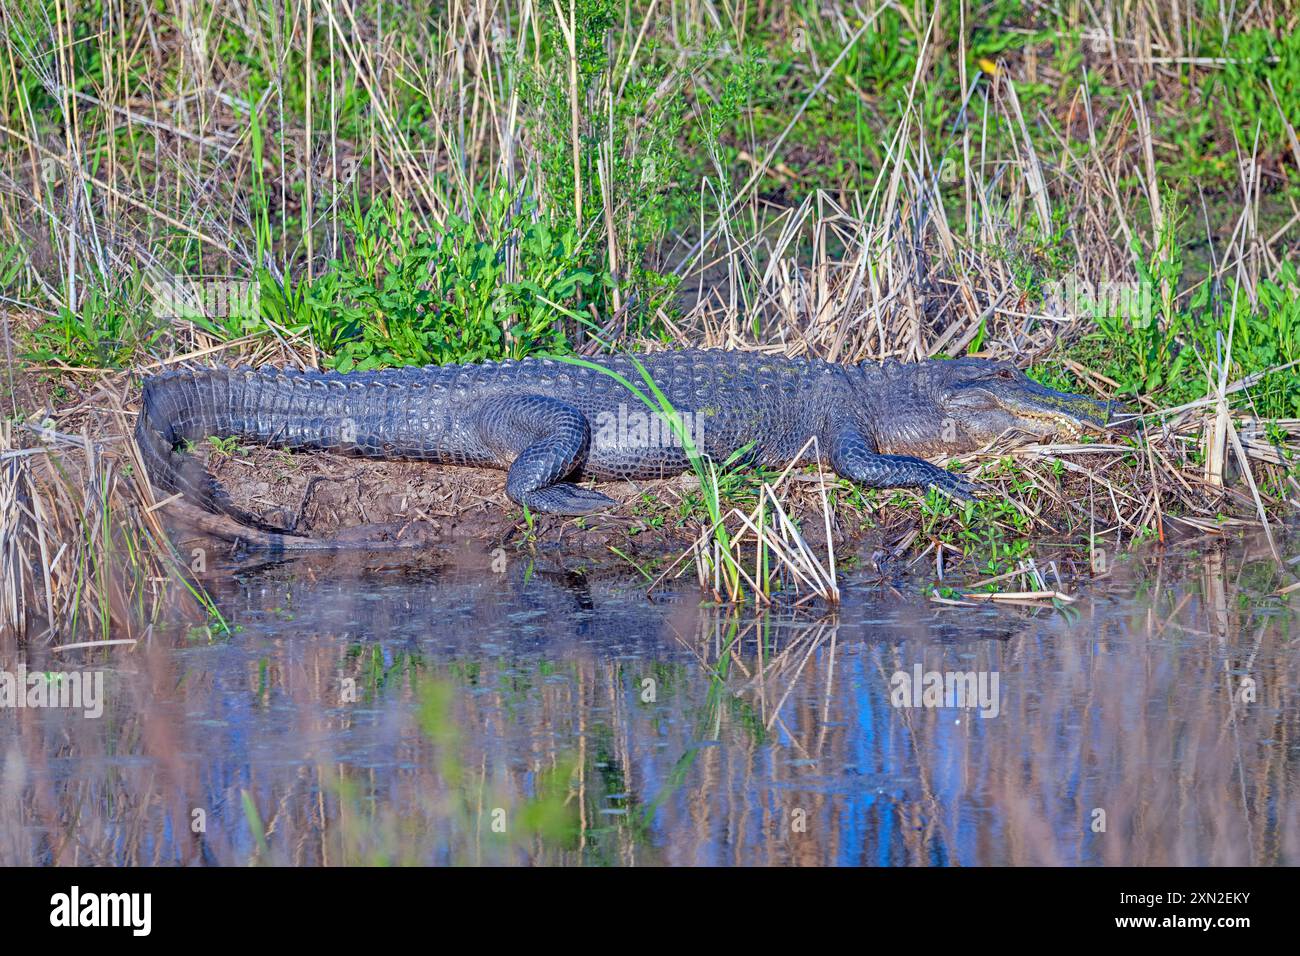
[303,189,604,370]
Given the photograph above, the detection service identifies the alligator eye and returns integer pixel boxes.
[996,368,1015,380]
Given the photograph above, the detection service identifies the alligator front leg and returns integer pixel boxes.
[478,394,617,516]
[829,425,978,502]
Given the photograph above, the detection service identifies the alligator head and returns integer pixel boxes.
[866,358,1129,456]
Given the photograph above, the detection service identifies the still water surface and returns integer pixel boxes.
[1,534,1296,865]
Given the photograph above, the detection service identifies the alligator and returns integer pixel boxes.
[134,350,1122,535]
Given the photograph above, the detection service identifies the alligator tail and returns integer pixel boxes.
[134,367,293,532]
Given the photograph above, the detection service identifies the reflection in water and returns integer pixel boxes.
[0,536,1296,865]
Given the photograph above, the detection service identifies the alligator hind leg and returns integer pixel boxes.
[479,394,617,516]
[829,425,979,502]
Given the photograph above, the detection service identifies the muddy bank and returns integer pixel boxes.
[183,444,760,555]
[156,440,912,561]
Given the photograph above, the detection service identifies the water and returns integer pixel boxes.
[1,535,1296,865]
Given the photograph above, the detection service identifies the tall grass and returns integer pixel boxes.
[0,413,223,643]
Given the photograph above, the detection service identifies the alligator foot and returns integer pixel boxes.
[830,425,980,503]
[515,483,617,516]
[928,468,980,503]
